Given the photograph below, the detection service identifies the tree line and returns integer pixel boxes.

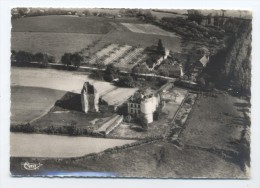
[11,51,55,67]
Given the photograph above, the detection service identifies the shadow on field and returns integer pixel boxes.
[54,92,82,112]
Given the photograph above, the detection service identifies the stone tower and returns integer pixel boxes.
[81,82,99,113]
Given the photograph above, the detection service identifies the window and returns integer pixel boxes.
[131,109,133,113]
[130,103,133,107]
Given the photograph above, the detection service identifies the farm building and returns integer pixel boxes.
[81,81,138,113]
[127,88,163,124]
[93,114,124,136]
[144,46,170,70]
[157,62,184,78]
[132,62,151,74]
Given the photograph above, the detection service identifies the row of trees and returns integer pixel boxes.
[12,8,76,19]
[119,9,156,23]
[160,17,225,42]
[11,50,85,68]
[11,50,55,67]
[60,52,83,68]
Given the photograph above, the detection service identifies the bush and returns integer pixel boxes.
[117,74,135,87]
[66,125,82,136]
[10,123,35,133]
[185,97,193,105]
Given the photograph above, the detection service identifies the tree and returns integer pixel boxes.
[47,55,56,63]
[61,53,72,66]
[15,51,33,64]
[104,64,119,81]
[34,52,49,68]
[187,9,203,25]
[70,53,83,67]
[157,39,165,56]
[96,61,106,69]
[143,10,156,22]
[17,8,29,17]
[118,74,135,87]
[83,9,91,16]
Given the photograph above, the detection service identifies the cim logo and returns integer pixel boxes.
[21,162,43,170]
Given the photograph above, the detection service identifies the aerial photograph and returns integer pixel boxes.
[10,8,251,178]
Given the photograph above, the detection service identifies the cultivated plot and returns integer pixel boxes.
[122,23,178,37]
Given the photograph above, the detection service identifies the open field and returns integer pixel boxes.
[12,15,114,34]
[11,32,102,60]
[181,93,250,151]
[11,86,66,124]
[10,133,135,158]
[108,87,188,139]
[10,141,246,178]
[122,23,178,37]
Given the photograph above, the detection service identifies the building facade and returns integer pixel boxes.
[127,89,162,124]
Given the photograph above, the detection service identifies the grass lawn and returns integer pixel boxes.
[181,92,250,151]
[11,86,66,125]
[10,141,246,178]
